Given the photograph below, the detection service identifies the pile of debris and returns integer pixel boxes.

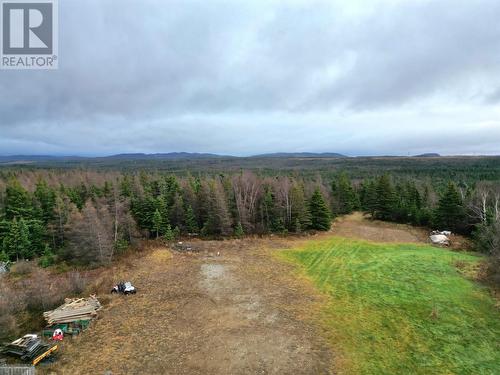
[173,241,199,253]
[0,261,9,275]
[1,334,57,365]
[43,296,102,325]
[430,230,452,246]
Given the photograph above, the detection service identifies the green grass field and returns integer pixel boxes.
[279,238,500,375]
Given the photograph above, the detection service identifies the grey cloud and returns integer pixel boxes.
[0,0,499,155]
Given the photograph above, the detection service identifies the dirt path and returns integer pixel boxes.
[47,240,334,375]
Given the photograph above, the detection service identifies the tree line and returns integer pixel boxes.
[0,170,498,283]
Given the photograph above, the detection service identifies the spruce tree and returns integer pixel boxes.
[360,179,378,217]
[29,219,46,256]
[169,192,185,230]
[0,250,8,263]
[434,182,466,232]
[290,184,311,232]
[5,179,32,220]
[152,209,163,238]
[185,205,199,234]
[163,224,175,241]
[309,189,332,231]
[334,173,358,215]
[3,218,31,260]
[34,179,56,224]
[202,180,232,236]
[262,187,285,233]
[120,175,133,197]
[375,174,397,220]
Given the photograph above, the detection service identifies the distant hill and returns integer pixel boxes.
[414,153,441,157]
[0,155,87,164]
[103,152,230,160]
[252,152,347,158]
[0,152,350,165]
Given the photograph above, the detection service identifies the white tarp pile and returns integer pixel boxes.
[0,261,8,275]
[429,230,451,246]
[43,295,101,325]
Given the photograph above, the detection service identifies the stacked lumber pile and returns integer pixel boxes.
[43,296,102,325]
[2,334,56,364]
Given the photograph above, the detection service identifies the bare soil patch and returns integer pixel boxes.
[41,239,333,375]
[331,212,471,250]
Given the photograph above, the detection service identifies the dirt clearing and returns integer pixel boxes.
[38,213,467,374]
[330,212,427,243]
[43,240,333,375]
[330,212,470,249]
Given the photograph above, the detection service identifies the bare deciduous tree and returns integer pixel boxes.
[232,172,262,232]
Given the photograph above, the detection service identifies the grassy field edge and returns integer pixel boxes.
[273,236,500,375]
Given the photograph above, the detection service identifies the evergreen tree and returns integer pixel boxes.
[185,205,199,234]
[34,179,56,224]
[262,186,285,233]
[333,173,358,215]
[66,183,88,210]
[234,222,244,237]
[196,182,211,229]
[434,182,466,232]
[103,181,113,198]
[29,219,46,256]
[3,218,31,260]
[130,195,158,234]
[0,249,8,263]
[4,179,32,219]
[290,184,311,232]
[375,175,397,220]
[201,180,232,236]
[163,224,175,241]
[38,244,55,268]
[360,179,378,217]
[169,192,185,230]
[120,175,133,197]
[152,209,163,238]
[309,189,332,231]
[160,175,180,207]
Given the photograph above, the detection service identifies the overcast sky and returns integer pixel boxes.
[1,0,500,156]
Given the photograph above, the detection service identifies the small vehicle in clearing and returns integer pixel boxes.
[111,281,137,295]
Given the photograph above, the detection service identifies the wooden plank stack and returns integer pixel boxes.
[2,334,57,364]
[43,296,102,325]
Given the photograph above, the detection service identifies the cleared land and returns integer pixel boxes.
[279,236,500,374]
[331,212,470,250]
[43,241,333,374]
[39,214,498,374]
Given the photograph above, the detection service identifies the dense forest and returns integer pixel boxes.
[0,165,499,283]
[2,155,500,182]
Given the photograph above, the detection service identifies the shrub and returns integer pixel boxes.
[115,239,129,254]
[10,260,36,276]
[38,245,55,268]
[234,222,244,238]
[163,224,175,241]
[66,271,88,295]
[473,222,500,285]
